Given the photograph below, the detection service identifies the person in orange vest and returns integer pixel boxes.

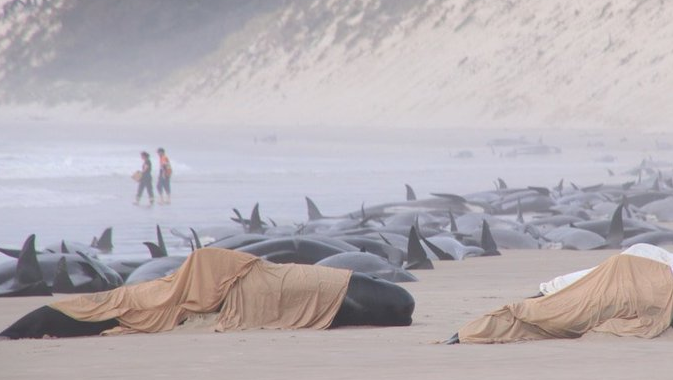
[156,147,172,205]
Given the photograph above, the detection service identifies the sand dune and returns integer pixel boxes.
[1,1,671,128]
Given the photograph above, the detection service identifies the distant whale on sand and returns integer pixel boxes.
[0,235,122,297]
[316,251,418,283]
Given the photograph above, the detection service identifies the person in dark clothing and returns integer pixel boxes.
[134,151,154,206]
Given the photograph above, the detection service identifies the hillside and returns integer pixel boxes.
[1,0,671,128]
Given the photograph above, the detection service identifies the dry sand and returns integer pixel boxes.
[3,248,673,380]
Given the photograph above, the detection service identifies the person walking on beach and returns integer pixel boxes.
[156,147,172,204]
[134,151,154,206]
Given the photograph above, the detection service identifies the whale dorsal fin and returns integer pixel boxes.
[606,204,624,248]
[156,225,167,257]
[449,211,457,233]
[53,257,75,293]
[480,221,500,256]
[249,203,263,233]
[404,226,434,270]
[405,184,417,201]
[305,197,324,220]
[16,234,44,284]
[95,227,113,252]
[516,199,524,224]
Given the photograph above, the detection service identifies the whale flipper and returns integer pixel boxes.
[190,228,202,249]
[420,236,455,261]
[143,242,166,259]
[0,247,22,259]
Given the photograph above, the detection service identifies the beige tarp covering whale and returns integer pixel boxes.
[49,247,351,335]
[539,243,673,295]
[459,254,673,343]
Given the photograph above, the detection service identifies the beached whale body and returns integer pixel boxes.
[119,225,191,285]
[206,233,270,249]
[0,235,122,297]
[305,194,468,231]
[316,252,417,283]
[171,204,268,246]
[335,236,406,266]
[544,227,607,250]
[640,197,673,222]
[452,212,519,233]
[621,231,673,248]
[421,235,484,260]
[44,227,114,257]
[490,193,555,215]
[542,204,625,250]
[0,261,414,339]
[236,237,348,264]
[0,228,114,259]
[124,256,188,285]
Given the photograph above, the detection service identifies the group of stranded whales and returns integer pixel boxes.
[3,158,673,338]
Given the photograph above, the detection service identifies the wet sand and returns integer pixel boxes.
[3,248,673,380]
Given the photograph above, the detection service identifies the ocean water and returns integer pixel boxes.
[0,126,671,264]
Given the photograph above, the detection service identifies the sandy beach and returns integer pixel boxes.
[3,247,673,380]
[3,2,673,379]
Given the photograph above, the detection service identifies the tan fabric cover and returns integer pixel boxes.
[539,243,673,295]
[459,254,673,343]
[50,247,351,335]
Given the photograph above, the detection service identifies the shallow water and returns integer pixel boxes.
[0,125,671,264]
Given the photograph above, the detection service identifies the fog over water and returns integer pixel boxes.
[1,1,672,262]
